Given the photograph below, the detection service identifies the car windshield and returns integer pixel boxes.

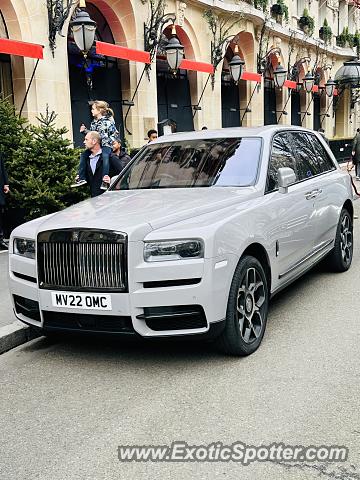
[111,137,262,190]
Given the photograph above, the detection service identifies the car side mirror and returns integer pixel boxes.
[278,167,296,194]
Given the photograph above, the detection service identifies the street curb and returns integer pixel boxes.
[0,321,40,355]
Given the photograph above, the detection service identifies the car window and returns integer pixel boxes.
[267,132,297,192]
[307,134,336,173]
[111,137,262,189]
[288,132,322,179]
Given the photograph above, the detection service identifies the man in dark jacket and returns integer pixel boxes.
[352,128,360,180]
[0,153,10,250]
[83,131,111,197]
[110,136,131,175]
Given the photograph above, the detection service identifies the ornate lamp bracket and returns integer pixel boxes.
[47,0,77,56]
[143,0,176,79]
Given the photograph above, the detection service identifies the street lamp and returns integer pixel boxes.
[229,45,245,84]
[325,77,336,97]
[164,24,184,71]
[273,63,287,88]
[70,0,97,57]
[303,70,315,93]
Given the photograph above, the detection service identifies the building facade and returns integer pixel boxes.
[1,0,360,148]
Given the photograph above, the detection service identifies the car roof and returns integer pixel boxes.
[151,125,321,144]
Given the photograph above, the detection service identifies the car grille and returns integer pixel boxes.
[37,229,127,292]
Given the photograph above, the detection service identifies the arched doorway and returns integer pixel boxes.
[291,62,306,126]
[68,3,123,147]
[313,67,326,131]
[263,52,282,125]
[156,25,195,133]
[221,45,246,127]
[0,10,13,101]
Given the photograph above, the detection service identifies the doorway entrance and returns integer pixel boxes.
[67,3,123,147]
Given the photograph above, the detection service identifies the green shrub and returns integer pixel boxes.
[0,98,87,220]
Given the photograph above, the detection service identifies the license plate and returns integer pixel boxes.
[51,292,112,311]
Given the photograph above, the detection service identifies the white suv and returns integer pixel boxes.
[8,126,353,356]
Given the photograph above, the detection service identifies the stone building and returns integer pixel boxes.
[0,0,360,150]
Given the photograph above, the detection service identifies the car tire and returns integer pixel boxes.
[218,255,269,356]
[327,208,353,273]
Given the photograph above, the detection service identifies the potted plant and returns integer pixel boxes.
[353,30,360,56]
[319,19,332,45]
[253,0,269,12]
[271,0,289,22]
[299,8,315,36]
[337,27,354,48]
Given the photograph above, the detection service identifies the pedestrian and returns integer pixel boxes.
[81,131,111,198]
[110,135,131,174]
[0,152,9,250]
[147,129,158,143]
[72,100,118,190]
[352,128,360,180]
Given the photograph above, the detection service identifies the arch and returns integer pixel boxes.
[0,2,27,108]
[86,0,136,47]
[231,31,255,72]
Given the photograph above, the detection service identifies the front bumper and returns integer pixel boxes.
[9,253,236,338]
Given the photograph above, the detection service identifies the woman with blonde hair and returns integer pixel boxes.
[72,100,119,190]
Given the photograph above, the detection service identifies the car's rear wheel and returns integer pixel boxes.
[218,255,269,356]
[327,208,353,272]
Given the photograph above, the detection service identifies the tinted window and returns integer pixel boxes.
[112,138,262,190]
[308,134,336,173]
[288,132,322,179]
[267,132,297,191]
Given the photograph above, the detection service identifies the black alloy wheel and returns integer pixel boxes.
[218,255,269,356]
[327,208,353,272]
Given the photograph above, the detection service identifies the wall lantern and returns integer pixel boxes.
[325,77,336,97]
[273,63,287,88]
[303,70,315,93]
[164,24,184,71]
[229,45,245,84]
[296,82,303,92]
[70,0,97,56]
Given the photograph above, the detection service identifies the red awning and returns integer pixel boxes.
[333,88,338,96]
[241,71,262,83]
[96,41,150,64]
[179,59,214,74]
[312,85,319,93]
[284,79,297,89]
[0,38,43,59]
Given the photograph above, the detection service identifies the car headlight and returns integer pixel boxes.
[13,238,36,259]
[144,239,204,262]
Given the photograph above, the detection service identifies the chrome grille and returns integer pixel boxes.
[38,229,127,292]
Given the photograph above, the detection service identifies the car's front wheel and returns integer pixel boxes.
[327,208,353,272]
[218,255,269,356]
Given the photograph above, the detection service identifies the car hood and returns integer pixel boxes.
[15,188,258,241]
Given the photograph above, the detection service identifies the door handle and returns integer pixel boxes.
[305,189,322,200]
[305,191,316,200]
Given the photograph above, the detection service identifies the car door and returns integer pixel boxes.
[265,131,316,282]
[306,133,341,250]
[289,131,341,254]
